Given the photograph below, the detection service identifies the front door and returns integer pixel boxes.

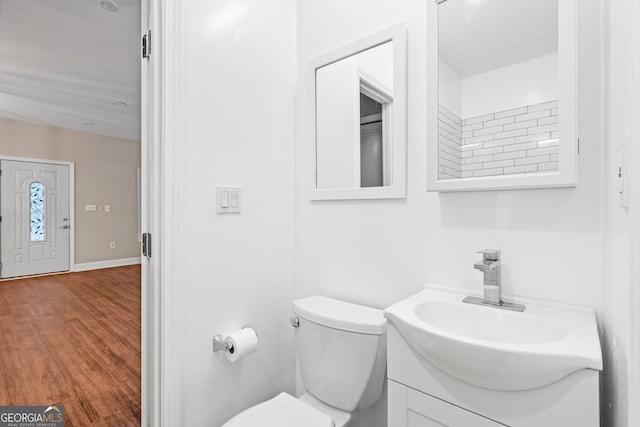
[1,160,71,278]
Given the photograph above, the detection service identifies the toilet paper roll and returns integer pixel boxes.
[225,327,258,362]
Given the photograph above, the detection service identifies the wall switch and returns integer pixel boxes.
[85,204,97,212]
[110,242,116,249]
[216,185,241,214]
[104,205,111,212]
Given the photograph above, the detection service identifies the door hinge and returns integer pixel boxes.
[577,138,580,155]
[142,30,151,59]
[142,232,152,258]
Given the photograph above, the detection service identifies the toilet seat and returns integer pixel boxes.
[223,392,335,427]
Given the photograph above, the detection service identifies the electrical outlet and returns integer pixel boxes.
[110,242,116,249]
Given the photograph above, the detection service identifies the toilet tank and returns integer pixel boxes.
[293,296,387,412]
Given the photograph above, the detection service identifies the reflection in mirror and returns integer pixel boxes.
[316,41,393,190]
[438,0,559,181]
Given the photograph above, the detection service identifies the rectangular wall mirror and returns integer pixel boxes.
[427,0,578,192]
[309,24,407,200]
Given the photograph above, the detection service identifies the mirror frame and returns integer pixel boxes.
[426,0,578,192]
[309,24,407,200]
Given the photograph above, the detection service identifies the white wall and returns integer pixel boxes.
[462,53,558,118]
[175,0,296,425]
[296,2,603,426]
[438,58,462,117]
[316,57,359,189]
[602,0,640,425]
[357,42,394,91]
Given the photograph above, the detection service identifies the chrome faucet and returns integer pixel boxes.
[464,249,525,312]
[474,249,502,305]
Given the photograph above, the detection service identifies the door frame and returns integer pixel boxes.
[0,155,76,275]
[142,0,184,425]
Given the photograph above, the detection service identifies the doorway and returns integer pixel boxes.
[0,159,74,279]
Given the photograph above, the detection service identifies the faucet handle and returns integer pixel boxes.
[478,249,500,261]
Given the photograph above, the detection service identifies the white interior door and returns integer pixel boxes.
[1,160,71,278]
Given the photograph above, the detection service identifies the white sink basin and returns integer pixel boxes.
[383,285,602,391]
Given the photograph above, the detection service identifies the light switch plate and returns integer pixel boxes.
[216,185,241,214]
[85,204,97,212]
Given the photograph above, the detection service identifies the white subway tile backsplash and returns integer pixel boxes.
[439,100,559,179]
[473,146,503,156]
[483,116,515,128]
[503,141,538,152]
[515,132,552,144]
[465,133,495,144]
[461,163,483,171]
[439,143,461,158]
[464,122,483,132]
[515,155,550,166]
[474,168,504,177]
[528,100,558,112]
[528,123,559,134]
[464,154,495,164]
[493,128,528,139]
[462,143,483,151]
[473,125,505,137]
[464,113,495,125]
[494,150,527,161]
[484,159,515,169]
[527,146,559,157]
[503,119,538,131]
[482,137,516,148]
[537,138,559,147]
[440,152,461,167]
[538,161,559,171]
[504,164,538,174]
[495,106,528,119]
[515,110,551,122]
[538,115,559,126]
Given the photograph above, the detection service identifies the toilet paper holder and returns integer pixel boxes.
[212,325,254,353]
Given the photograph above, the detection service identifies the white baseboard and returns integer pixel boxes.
[74,257,141,272]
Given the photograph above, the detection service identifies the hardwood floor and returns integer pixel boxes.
[0,265,141,426]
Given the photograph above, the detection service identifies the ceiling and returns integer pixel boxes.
[439,0,558,78]
[0,0,141,141]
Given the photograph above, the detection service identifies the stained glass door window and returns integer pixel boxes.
[30,182,45,241]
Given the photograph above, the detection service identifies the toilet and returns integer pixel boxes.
[223,296,387,427]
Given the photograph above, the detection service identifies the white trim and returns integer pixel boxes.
[0,155,76,273]
[142,0,184,425]
[308,23,407,200]
[426,0,578,192]
[74,257,142,272]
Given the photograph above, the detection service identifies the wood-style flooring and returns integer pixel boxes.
[0,265,141,426]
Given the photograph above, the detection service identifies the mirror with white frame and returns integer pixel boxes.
[427,0,578,192]
[309,24,407,200]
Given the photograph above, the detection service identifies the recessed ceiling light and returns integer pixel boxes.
[82,122,95,126]
[97,0,120,12]
[112,101,128,107]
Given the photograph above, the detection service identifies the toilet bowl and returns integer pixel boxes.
[222,296,387,427]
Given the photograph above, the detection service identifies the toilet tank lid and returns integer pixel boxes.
[293,296,386,335]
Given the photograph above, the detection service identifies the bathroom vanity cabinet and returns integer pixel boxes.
[387,325,600,427]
